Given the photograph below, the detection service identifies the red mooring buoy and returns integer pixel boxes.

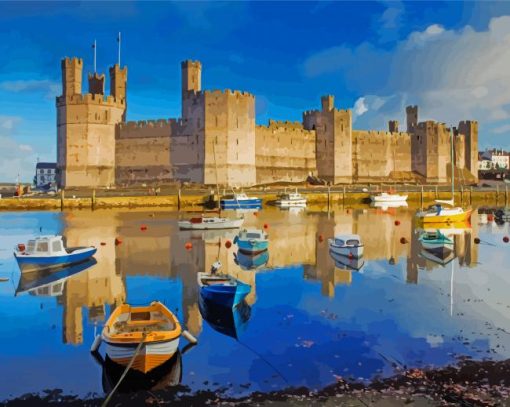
[115,238,122,245]
[225,240,232,249]
[400,237,408,244]
[474,237,481,244]
[394,220,400,226]
[504,236,509,243]
[185,242,193,251]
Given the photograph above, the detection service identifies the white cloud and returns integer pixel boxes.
[302,15,510,147]
[0,116,41,182]
[0,79,60,99]
[494,124,510,134]
[353,97,368,117]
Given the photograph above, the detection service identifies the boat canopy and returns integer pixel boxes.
[434,199,454,206]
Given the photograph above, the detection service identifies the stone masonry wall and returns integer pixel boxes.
[255,120,316,184]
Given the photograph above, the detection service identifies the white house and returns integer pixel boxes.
[478,150,509,170]
[35,162,57,188]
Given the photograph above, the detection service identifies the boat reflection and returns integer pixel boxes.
[370,201,408,211]
[329,250,365,271]
[92,350,182,394]
[198,296,251,339]
[419,247,455,266]
[15,258,97,296]
[234,249,269,270]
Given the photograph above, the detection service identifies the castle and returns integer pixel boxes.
[56,57,478,188]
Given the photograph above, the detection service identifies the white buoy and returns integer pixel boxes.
[90,334,102,352]
[182,329,198,344]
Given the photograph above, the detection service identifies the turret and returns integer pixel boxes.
[321,95,334,112]
[406,105,418,133]
[61,57,83,97]
[88,72,105,95]
[389,120,399,133]
[181,60,202,95]
[109,64,127,101]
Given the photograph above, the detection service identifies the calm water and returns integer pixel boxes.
[1,206,510,400]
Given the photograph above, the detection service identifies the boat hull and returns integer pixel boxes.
[417,209,473,224]
[234,250,269,270]
[220,199,262,209]
[329,250,365,271]
[236,239,268,255]
[275,200,307,207]
[328,241,364,259]
[178,218,244,230]
[200,282,251,308]
[371,194,408,203]
[103,337,180,374]
[14,247,97,272]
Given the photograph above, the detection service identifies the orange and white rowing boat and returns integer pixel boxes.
[101,301,182,374]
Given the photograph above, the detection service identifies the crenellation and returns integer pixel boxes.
[57,57,478,187]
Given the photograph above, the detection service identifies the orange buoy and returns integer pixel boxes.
[140,225,148,231]
[348,252,353,259]
[474,237,481,244]
[488,214,494,222]
[253,212,258,217]
[400,237,407,244]
[394,220,400,226]
[185,242,193,251]
[318,234,324,242]
[263,223,269,229]
[225,240,232,249]
[504,236,509,243]
[100,242,106,246]
[115,238,122,245]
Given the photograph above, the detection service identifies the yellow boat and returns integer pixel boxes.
[101,301,182,374]
[416,205,473,224]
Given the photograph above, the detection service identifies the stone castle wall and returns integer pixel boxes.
[352,130,411,181]
[57,57,479,188]
[255,120,316,184]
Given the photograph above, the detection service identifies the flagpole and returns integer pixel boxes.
[93,39,97,73]
[117,32,121,66]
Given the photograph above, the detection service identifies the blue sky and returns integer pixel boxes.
[1,1,510,181]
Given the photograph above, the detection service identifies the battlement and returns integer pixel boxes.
[261,119,306,130]
[120,119,175,129]
[62,57,83,67]
[203,89,255,99]
[56,92,126,107]
[354,130,411,146]
[181,60,202,69]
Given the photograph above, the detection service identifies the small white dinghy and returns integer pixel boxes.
[328,234,364,259]
[178,215,244,230]
[370,192,408,203]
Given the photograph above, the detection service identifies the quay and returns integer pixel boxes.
[1,184,509,211]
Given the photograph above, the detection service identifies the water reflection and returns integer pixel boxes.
[199,297,251,339]
[93,351,182,393]
[0,206,495,399]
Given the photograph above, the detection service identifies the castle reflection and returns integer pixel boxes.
[14,207,479,345]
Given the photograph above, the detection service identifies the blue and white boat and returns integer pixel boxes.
[233,228,268,255]
[220,193,262,210]
[197,263,251,308]
[418,230,454,258]
[234,249,269,270]
[14,235,97,272]
[198,296,251,340]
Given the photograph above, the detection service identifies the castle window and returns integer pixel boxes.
[215,116,218,127]
[236,139,238,145]
[236,118,239,128]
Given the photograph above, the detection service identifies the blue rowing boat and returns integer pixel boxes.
[234,249,269,270]
[197,271,251,308]
[14,235,97,272]
[220,193,262,209]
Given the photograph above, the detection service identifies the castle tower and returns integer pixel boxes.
[57,57,127,188]
[109,64,127,121]
[61,57,82,97]
[389,120,399,133]
[321,95,334,112]
[303,96,352,184]
[88,72,105,95]
[406,105,418,133]
[458,120,478,181]
[181,60,202,95]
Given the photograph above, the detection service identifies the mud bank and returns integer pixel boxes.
[3,358,510,406]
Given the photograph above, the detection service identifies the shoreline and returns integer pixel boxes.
[0,187,509,211]
[2,357,509,406]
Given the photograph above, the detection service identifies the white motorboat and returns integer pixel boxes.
[370,192,408,203]
[328,234,364,259]
[178,216,244,230]
[274,190,307,207]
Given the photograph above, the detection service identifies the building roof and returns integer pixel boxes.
[36,162,57,169]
